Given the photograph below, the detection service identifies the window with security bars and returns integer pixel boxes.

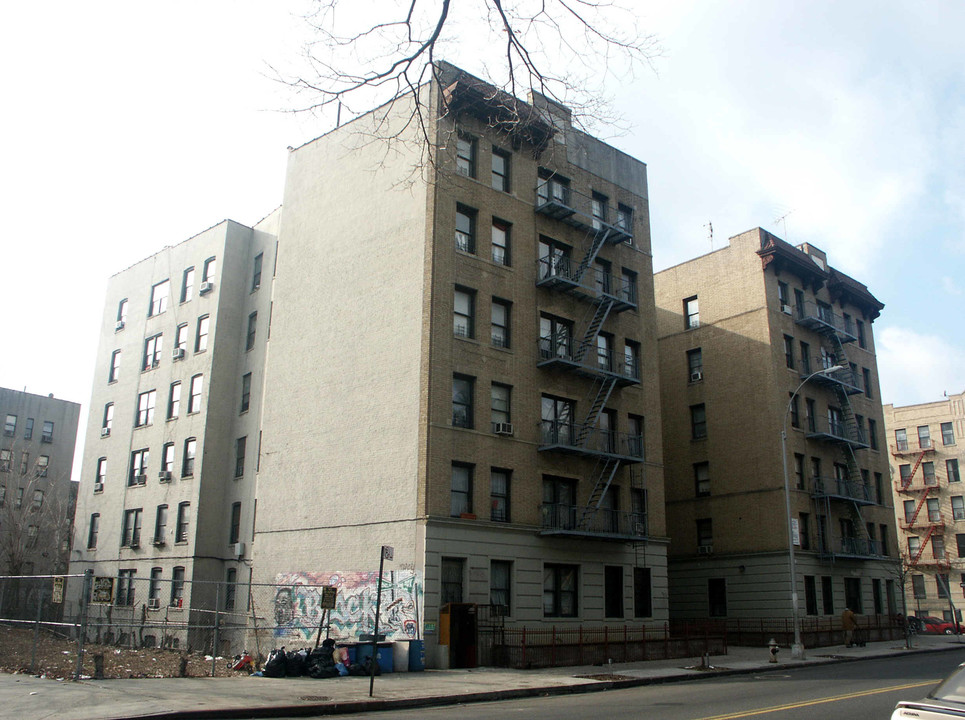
[490,560,511,615]
[441,557,464,604]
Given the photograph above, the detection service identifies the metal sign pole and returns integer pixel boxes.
[369,546,392,697]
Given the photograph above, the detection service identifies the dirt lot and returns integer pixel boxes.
[0,625,247,679]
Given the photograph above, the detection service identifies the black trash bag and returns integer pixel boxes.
[263,648,287,678]
[285,648,309,677]
[359,655,381,676]
[307,645,338,679]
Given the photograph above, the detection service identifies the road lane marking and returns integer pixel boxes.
[695,680,940,719]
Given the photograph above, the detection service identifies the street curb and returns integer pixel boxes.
[112,644,965,720]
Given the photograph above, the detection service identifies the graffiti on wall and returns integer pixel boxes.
[273,570,422,642]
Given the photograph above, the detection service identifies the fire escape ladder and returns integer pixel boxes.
[573,227,614,284]
[575,377,618,444]
[824,333,861,442]
[902,451,928,490]
[908,489,931,526]
[574,299,614,363]
[848,499,868,540]
[578,457,622,529]
[912,525,937,565]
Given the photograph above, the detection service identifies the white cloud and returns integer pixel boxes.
[876,326,965,407]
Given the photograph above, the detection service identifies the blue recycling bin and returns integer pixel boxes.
[407,640,425,672]
[356,642,394,673]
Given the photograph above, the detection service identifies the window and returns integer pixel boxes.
[690,404,707,440]
[628,415,644,458]
[188,374,203,413]
[150,280,170,316]
[129,449,149,486]
[783,335,795,369]
[596,333,612,372]
[778,281,789,309]
[246,312,257,351]
[225,568,238,611]
[451,463,473,516]
[117,298,129,325]
[230,502,242,544]
[684,296,699,329]
[441,557,465,604]
[30,489,43,510]
[36,455,48,478]
[805,398,816,432]
[121,508,143,547]
[195,315,210,352]
[794,289,805,318]
[202,256,217,283]
[487,219,512,267]
[455,205,476,253]
[176,502,190,542]
[491,147,510,191]
[490,383,510,431]
[109,350,121,383]
[235,437,246,477]
[490,560,511,614]
[538,236,571,280]
[159,443,174,475]
[117,569,136,606]
[604,565,624,618]
[240,373,252,413]
[687,348,703,381]
[41,421,53,443]
[154,505,168,544]
[903,499,916,524]
[856,319,866,348]
[794,454,805,490]
[452,374,474,429]
[491,298,510,348]
[895,427,908,451]
[949,459,962,484]
[149,567,163,604]
[953,496,965,521]
[923,461,937,485]
[0,450,9,473]
[181,267,195,302]
[252,252,263,290]
[182,438,196,477]
[616,203,633,235]
[591,191,608,230]
[919,425,932,449]
[87,514,100,549]
[541,395,574,446]
[143,333,163,370]
[875,472,884,504]
[624,340,640,381]
[868,418,878,450]
[102,403,114,434]
[453,287,475,338]
[934,534,947,560]
[543,564,577,617]
[938,574,950,599]
[539,313,573,362]
[171,566,185,607]
[912,574,926,599]
[490,468,510,522]
[800,341,811,374]
[175,323,188,354]
[15,487,23,508]
[135,390,156,427]
[844,577,863,613]
[697,518,713,548]
[95,457,107,488]
[863,368,873,398]
[928,497,942,522]
[843,312,853,335]
[167,382,181,420]
[23,418,33,440]
[959,535,965,557]
[633,567,652,617]
[805,576,818,615]
[799,512,811,549]
[456,132,476,177]
[537,168,571,207]
[817,300,833,323]
[694,462,710,497]
[789,394,801,428]
[943,422,956,446]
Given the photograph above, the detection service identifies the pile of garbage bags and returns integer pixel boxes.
[259,638,380,678]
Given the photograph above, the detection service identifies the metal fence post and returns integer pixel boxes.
[31,585,43,674]
[74,570,93,681]
[211,583,221,677]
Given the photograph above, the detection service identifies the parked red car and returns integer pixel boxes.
[920,616,961,634]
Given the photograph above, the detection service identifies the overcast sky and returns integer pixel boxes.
[2,1,963,477]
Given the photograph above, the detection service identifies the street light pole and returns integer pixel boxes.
[782,364,845,660]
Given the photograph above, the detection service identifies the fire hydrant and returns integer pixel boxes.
[768,638,780,663]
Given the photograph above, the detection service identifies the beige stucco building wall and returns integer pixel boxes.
[884,391,965,620]
[654,228,898,619]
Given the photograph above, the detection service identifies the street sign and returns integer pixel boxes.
[91,576,114,604]
[51,577,64,604]
[382,545,394,561]
[320,586,338,610]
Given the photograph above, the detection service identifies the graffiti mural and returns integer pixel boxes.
[273,570,422,643]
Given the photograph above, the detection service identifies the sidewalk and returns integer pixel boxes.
[5,635,963,720]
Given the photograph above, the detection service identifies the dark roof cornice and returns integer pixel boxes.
[828,269,884,320]
[756,229,827,292]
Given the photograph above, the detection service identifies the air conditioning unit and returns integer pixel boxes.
[230,542,245,559]
[172,347,185,360]
[158,470,172,482]
[135,474,147,485]
[493,422,515,436]
[94,482,104,493]
[148,598,160,610]
[689,371,703,382]
[781,304,792,315]
[697,544,713,555]
[100,427,111,438]
[199,281,214,295]
[115,320,125,331]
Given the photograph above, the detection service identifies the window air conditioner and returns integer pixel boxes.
[697,544,713,555]
[781,304,792,315]
[172,348,185,360]
[94,482,104,493]
[148,598,161,610]
[115,321,125,331]
[100,427,111,438]
[158,470,172,482]
[493,422,515,436]
[135,474,147,485]
[689,371,703,382]
[230,542,245,559]
[199,281,214,295]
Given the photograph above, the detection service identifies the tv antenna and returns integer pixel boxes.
[775,210,794,239]
[704,222,713,250]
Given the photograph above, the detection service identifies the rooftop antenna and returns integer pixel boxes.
[775,210,793,239]
[704,222,713,251]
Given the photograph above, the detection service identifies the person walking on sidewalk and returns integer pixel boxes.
[842,607,857,647]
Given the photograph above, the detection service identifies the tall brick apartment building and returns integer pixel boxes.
[71,63,669,667]
[653,229,898,623]
[884,391,965,621]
